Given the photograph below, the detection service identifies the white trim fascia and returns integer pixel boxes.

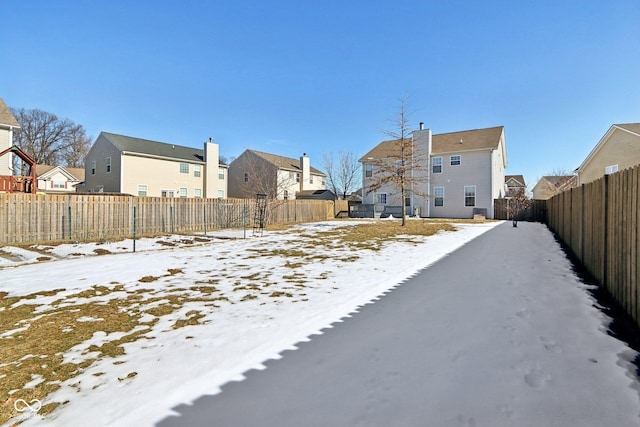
[121,151,206,165]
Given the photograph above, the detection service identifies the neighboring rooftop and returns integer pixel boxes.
[99,132,226,165]
[0,98,20,128]
[247,150,326,176]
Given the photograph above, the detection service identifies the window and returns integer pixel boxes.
[605,164,619,175]
[217,190,224,198]
[137,185,148,196]
[179,188,187,198]
[377,193,387,204]
[194,189,202,198]
[52,181,65,189]
[432,157,443,173]
[450,155,461,166]
[284,190,289,200]
[405,197,411,207]
[218,167,225,180]
[464,186,476,207]
[106,157,111,173]
[244,172,249,183]
[194,165,201,177]
[310,175,314,184]
[365,164,373,178]
[161,190,175,197]
[91,161,96,175]
[180,163,189,174]
[296,173,300,183]
[434,187,444,207]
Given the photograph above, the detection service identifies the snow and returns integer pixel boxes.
[1,220,638,426]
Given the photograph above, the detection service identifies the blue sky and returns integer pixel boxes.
[2,0,639,187]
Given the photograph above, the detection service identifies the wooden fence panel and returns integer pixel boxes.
[548,165,640,327]
[0,194,340,245]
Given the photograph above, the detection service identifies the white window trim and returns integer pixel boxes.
[432,157,443,173]
[464,185,476,207]
[605,164,619,175]
[365,163,373,178]
[180,163,189,174]
[434,187,444,207]
[450,155,461,166]
[106,157,112,173]
[137,184,148,197]
[377,193,387,204]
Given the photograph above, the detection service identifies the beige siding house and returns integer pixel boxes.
[360,126,507,219]
[84,132,227,198]
[505,175,526,196]
[576,123,640,185]
[36,165,84,193]
[0,98,20,176]
[532,175,578,200]
[228,150,326,200]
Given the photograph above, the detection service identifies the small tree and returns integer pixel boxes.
[322,150,360,200]
[367,96,429,226]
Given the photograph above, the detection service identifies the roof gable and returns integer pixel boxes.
[36,165,84,181]
[576,123,640,172]
[101,132,205,163]
[0,98,20,128]
[505,175,526,187]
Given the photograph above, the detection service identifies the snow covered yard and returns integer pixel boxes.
[0,219,497,426]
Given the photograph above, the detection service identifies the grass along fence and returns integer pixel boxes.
[546,165,640,326]
[0,194,347,245]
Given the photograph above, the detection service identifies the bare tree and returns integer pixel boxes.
[11,107,92,168]
[367,96,429,226]
[322,150,360,200]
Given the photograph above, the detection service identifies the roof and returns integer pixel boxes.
[576,123,640,172]
[36,165,85,181]
[432,126,504,153]
[505,175,526,187]
[0,98,20,128]
[540,175,577,188]
[360,126,504,161]
[295,189,336,200]
[247,150,326,176]
[616,123,640,135]
[100,132,227,165]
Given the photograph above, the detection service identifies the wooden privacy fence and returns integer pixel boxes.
[0,194,348,245]
[493,199,547,222]
[546,165,640,326]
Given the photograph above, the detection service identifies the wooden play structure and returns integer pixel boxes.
[0,146,37,194]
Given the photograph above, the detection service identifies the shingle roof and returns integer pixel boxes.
[505,175,526,187]
[432,126,504,153]
[0,98,20,128]
[360,126,504,161]
[36,165,85,181]
[616,123,640,135]
[248,150,325,176]
[102,132,205,163]
[542,175,577,189]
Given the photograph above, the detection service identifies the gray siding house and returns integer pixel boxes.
[360,126,507,219]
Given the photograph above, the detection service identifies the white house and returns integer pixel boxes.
[36,165,85,194]
[359,125,507,219]
[0,98,20,176]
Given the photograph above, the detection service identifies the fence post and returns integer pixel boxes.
[133,206,137,253]
[68,206,72,240]
[603,174,609,289]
